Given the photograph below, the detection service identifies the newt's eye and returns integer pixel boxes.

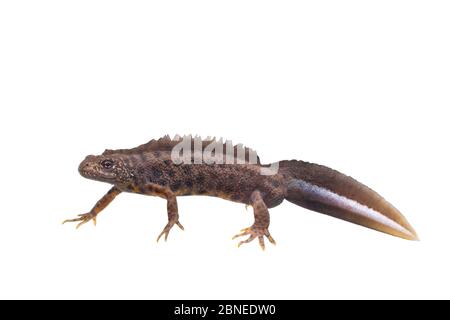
[101,159,114,169]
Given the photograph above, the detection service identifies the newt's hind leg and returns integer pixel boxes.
[63,186,122,228]
[233,190,276,250]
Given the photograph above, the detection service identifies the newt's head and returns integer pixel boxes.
[78,154,135,184]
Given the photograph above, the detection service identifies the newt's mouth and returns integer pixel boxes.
[78,161,116,182]
[79,169,116,182]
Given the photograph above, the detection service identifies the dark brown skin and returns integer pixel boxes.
[64,135,418,249]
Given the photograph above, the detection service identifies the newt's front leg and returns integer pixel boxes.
[144,184,184,242]
[63,186,122,228]
[233,190,276,250]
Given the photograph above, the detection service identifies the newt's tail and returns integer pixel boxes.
[279,160,418,240]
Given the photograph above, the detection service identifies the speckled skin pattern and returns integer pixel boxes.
[64,136,418,249]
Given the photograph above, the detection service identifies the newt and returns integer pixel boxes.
[63,135,418,249]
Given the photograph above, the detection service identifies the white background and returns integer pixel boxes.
[0,1,449,299]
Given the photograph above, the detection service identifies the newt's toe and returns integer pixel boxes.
[233,226,275,250]
[156,220,184,242]
[62,212,97,229]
